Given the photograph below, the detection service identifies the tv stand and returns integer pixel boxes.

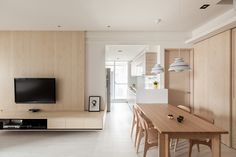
[0,111,106,131]
[1,119,47,130]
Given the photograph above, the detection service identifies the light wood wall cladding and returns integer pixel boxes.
[193,30,231,146]
[164,49,192,108]
[145,52,157,75]
[232,28,236,149]
[0,31,85,112]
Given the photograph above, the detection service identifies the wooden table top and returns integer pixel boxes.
[137,104,228,134]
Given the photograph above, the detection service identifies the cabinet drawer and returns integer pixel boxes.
[66,118,102,129]
[48,118,66,129]
[66,118,85,128]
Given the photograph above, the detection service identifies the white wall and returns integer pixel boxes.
[85,31,191,110]
[186,9,236,44]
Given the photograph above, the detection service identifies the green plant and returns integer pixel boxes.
[153,81,158,85]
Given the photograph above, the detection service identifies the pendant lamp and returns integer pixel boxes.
[151,64,164,74]
[168,49,191,72]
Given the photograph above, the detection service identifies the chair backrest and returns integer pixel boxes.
[194,114,214,124]
[133,105,138,120]
[177,105,191,113]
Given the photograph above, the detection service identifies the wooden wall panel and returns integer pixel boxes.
[232,28,236,149]
[0,31,85,112]
[193,30,231,146]
[193,39,212,118]
[164,49,191,107]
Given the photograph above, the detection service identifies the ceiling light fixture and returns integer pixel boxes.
[168,49,191,72]
[154,18,162,24]
[200,4,210,9]
[151,64,164,74]
[106,25,111,28]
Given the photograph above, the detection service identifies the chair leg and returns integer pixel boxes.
[131,115,135,137]
[134,124,139,147]
[197,144,200,152]
[143,142,148,157]
[169,139,172,149]
[188,140,193,157]
[174,139,179,152]
[136,128,143,153]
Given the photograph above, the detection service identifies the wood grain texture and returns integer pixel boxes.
[138,103,226,157]
[193,30,231,146]
[0,31,85,112]
[164,49,192,107]
[145,52,157,75]
[137,104,227,134]
[0,110,105,129]
[232,28,236,149]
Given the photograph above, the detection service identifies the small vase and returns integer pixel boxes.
[154,84,158,89]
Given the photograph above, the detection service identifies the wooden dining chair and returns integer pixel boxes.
[136,109,158,157]
[131,105,140,147]
[171,105,191,152]
[188,114,214,157]
[131,105,137,137]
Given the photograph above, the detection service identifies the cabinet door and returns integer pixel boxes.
[193,30,231,146]
[208,30,231,146]
[232,28,236,149]
[48,118,66,129]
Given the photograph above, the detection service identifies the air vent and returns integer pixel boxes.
[217,0,233,5]
[200,4,210,9]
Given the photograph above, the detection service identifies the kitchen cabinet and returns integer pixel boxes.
[131,52,157,76]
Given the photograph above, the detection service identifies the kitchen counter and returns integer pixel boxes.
[136,88,168,104]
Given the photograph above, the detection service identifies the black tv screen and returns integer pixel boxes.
[14,78,56,103]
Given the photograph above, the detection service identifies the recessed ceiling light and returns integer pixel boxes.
[200,4,210,9]
[154,19,162,24]
[106,25,111,28]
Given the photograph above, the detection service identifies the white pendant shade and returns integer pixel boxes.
[151,64,164,74]
[168,57,191,72]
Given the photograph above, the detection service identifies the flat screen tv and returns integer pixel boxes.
[14,78,56,104]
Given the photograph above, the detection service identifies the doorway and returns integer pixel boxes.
[164,48,193,108]
[106,61,128,102]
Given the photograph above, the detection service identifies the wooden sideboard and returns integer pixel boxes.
[0,111,106,130]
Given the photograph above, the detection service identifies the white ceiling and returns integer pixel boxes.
[106,45,148,61]
[0,0,232,31]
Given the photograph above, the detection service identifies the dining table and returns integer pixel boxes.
[137,103,228,157]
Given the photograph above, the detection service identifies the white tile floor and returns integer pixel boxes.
[0,103,235,157]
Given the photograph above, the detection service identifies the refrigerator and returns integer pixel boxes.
[106,68,111,112]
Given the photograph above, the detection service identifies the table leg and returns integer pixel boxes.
[158,133,170,157]
[212,134,221,157]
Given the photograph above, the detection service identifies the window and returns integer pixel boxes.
[106,61,128,100]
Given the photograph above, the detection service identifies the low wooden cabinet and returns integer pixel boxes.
[48,118,66,129]
[0,111,106,130]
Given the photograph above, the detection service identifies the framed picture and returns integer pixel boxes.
[89,96,101,112]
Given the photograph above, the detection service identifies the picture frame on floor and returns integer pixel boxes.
[88,96,101,112]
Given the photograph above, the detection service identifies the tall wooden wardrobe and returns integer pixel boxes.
[193,29,236,148]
